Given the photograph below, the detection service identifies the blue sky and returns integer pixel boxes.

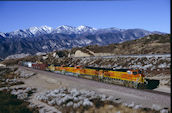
[0,0,170,33]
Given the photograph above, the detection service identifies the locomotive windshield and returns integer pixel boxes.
[133,72,137,75]
[138,70,142,74]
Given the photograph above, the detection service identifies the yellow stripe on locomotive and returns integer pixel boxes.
[47,65,145,88]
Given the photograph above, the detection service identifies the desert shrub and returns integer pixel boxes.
[0,91,38,113]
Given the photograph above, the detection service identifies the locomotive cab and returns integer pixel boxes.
[130,69,145,83]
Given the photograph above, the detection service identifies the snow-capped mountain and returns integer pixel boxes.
[0,32,6,38]
[28,26,53,34]
[76,25,97,34]
[0,25,165,59]
[0,25,127,38]
[53,25,97,34]
[3,25,54,38]
[53,25,77,34]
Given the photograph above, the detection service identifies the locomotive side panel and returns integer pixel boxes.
[25,61,147,89]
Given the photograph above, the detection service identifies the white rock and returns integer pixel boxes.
[152,104,162,111]
[66,101,73,107]
[116,111,120,113]
[56,98,64,106]
[122,103,128,106]
[73,97,79,102]
[0,64,6,67]
[133,104,143,109]
[128,102,135,108]
[83,99,93,106]
[106,96,113,101]
[160,109,169,113]
[73,103,80,108]
[48,99,56,105]
[17,93,28,100]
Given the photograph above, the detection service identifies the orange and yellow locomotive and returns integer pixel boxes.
[48,65,147,89]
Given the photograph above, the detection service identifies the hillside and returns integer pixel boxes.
[68,34,170,56]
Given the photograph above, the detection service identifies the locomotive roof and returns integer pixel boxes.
[85,66,130,72]
[48,65,132,72]
[113,69,130,72]
[85,66,112,70]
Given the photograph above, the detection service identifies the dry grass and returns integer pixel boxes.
[54,101,160,113]
[0,90,38,113]
[85,104,159,113]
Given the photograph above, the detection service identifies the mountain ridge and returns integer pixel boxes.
[0,25,165,39]
[0,25,166,59]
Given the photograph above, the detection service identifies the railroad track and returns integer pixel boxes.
[67,74,171,96]
[19,66,171,109]
[21,66,170,96]
[143,89,170,96]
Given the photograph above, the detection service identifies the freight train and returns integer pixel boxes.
[19,61,159,89]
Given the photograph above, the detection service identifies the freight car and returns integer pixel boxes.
[32,63,48,70]
[47,65,147,89]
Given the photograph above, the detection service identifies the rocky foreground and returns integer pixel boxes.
[0,66,170,113]
[36,87,169,113]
